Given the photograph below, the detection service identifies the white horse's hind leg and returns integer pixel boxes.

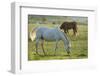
[54,40,58,56]
[35,39,39,55]
[41,40,46,55]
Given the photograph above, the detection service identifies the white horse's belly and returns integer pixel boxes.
[43,33,57,41]
[43,30,59,41]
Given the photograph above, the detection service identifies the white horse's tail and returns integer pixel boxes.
[30,27,38,41]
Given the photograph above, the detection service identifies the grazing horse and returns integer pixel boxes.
[60,22,77,36]
[30,27,71,56]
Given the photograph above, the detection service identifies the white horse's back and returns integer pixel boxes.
[36,27,62,41]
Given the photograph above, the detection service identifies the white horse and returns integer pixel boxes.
[30,26,71,55]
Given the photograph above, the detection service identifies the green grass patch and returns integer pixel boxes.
[28,24,88,60]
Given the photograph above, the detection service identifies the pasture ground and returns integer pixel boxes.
[28,23,88,60]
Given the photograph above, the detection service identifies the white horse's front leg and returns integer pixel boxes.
[54,40,58,56]
[67,47,70,55]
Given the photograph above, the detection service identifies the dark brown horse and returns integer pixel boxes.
[60,21,77,36]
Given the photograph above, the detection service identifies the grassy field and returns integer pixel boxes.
[28,23,88,60]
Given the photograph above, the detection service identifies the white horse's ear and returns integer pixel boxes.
[58,25,60,28]
[54,24,60,29]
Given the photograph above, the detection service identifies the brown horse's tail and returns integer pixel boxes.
[73,22,77,31]
[73,22,78,36]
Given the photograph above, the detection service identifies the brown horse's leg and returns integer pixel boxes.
[75,28,78,36]
[41,40,46,55]
[74,26,78,36]
[67,29,69,34]
[73,30,76,36]
[64,29,67,33]
[73,28,77,36]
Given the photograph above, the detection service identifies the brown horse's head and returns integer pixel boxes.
[60,23,65,29]
[60,26,62,29]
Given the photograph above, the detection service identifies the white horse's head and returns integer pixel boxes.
[64,40,71,55]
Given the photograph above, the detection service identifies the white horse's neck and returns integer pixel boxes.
[61,32,71,49]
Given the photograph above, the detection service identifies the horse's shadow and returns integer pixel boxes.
[77,54,87,57]
[32,50,71,57]
[33,53,70,57]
